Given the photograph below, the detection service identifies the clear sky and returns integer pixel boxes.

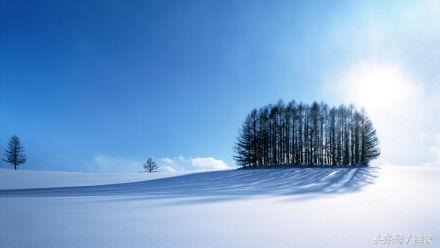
[1,0,439,172]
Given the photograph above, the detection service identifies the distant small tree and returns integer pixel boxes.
[143,158,159,172]
[3,135,26,170]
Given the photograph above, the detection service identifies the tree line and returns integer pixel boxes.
[234,100,380,168]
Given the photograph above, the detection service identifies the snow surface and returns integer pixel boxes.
[0,165,439,248]
[0,168,187,189]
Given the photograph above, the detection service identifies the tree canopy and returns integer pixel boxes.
[234,100,380,168]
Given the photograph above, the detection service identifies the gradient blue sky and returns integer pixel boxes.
[1,0,439,171]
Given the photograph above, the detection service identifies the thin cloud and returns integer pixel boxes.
[159,156,231,172]
[191,157,230,170]
[87,154,231,173]
[87,154,142,173]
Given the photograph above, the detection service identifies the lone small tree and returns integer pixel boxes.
[143,157,159,172]
[3,135,26,170]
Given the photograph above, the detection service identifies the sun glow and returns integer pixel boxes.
[341,62,417,112]
[331,61,431,166]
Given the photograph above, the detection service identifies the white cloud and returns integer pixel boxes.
[160,158,177,172]
[191,157,230,170]
[177,155,190,163]
[161,158,174,165]
[87,154,231,173]
[159,156,231,172]
[160,165,176,173]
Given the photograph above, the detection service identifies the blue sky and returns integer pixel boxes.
[1,0,439,171]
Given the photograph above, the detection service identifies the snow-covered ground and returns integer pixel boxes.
[0,165,439,248]
[0,168,187,189]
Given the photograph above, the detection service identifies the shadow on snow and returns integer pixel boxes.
[0,166,379,203]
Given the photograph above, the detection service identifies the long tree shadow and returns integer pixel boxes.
[0,166,379,202]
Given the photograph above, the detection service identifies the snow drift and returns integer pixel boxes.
[0,165,439,248]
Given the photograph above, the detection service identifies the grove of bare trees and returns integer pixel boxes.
[234,100,380,168]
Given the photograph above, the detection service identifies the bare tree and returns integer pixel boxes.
[3,135,26,170]
[143,158,159,172]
